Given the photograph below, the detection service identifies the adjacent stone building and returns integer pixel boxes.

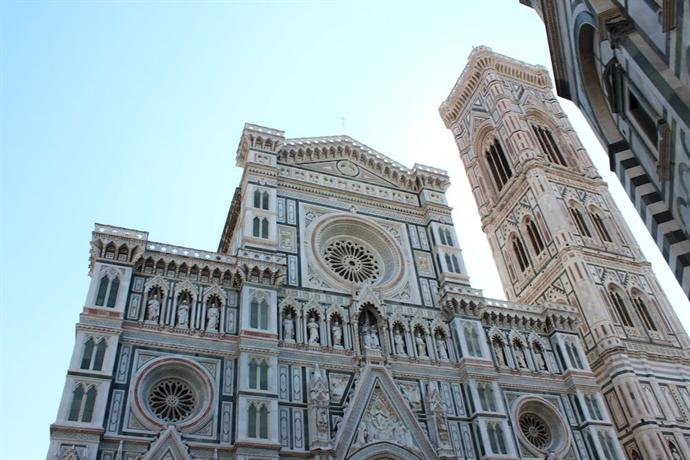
[521,0,690,298]
[440,46,690,459]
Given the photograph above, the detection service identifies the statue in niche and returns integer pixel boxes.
[176,298,190,328]
[415,330,427,357]
[493,338,506,366]
[206,302,219,332]
[534,344,548,371]
[514,344,527,368]
[308,315,320,345]
[435,333,448,360]
[146,296,161,322]
[359,309,380,350]
[394,327,407,355]
[283,311,295,341]
[331,318,343,347]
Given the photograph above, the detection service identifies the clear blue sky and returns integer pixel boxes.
[2,1,688,458]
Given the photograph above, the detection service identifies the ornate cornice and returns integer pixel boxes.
[439,46,552,127]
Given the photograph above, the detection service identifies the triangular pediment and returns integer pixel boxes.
[142,425,191,460]
[335,365,436,460]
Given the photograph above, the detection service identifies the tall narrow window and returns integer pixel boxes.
[569,206,592,238]
[80,338,95,370]
[259,405,269,438]
[609,289,634,327]
[438,228,447,245]
[486,139,512,191]
[259,361,269,390]
[93,340,106,371]
[68,386,84,421]
[445,229,454,246]
[95,276,109,306]
[253,189,262,208]
[249,360,258,389]
[82,387,96,423]
[632,295,657,331]
[512,237,530,272]
[567,342,584,369]
[465,325,480,357]
[261,218,269,239]
[451,255,461,274]
[248,404,257,437]
[444,254,453,273]
[259,300,269,330]
[250,299,259,328]
[532,125,567,166]
[262,192,269,210]
[106,277,119,308]
[589,210,613,243]
[525,218,545,255]
[252,217,261,238]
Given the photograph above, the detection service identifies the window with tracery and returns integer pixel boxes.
[147,379,196,423]
[252,217,269,239]
[589,209,613,243]
[248,402,269,439]
[485,138,512,192]
[249,358,269,391]
[487,422,508,455]
[250,297,269,330]
[608,287,634,327]
[632,293,657,331]
[95,274,119,308]
[253,189,269,210]
[531,124,568,166]
[68,384,96,423]
[464,324,482,357]
[478,383,497,412]
[511,236,530,272]
[80,337,106,371]
[524,217,545,255]
[569,205,593,238]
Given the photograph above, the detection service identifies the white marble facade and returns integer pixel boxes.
[47,50,681,460]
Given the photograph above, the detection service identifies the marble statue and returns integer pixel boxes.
[147,297,161,322]
[436,335,448,360]
[415,330,427,357]
[177,299,190,328]
[308,316,320,345]
[394,328,406,355]
[493,339,506,365]
[332,319,343,347]
[515,347,527,368]
[206,303,219,332]
[283,311,295,341]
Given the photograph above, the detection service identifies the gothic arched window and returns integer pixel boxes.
[253,189,269,210]
[80,338,95,370]
[247,403,269,439]
[485,138,513,192]
[511,235,530,272]
[531,124,568,166]
[568,204,593,238]
[631,291,657,331]
[252,217,261,238]
[104,243,116,259]
[566,340,584,369]
[589,207,613,243]
[478,383,497,412]
[464,324,482,357]
[95,274,119,308]
[117,245,129,262]
[250,298,269,330]
[68,384,96,423]
[524,217,545,255]
[608,286,634,327]
[81,337,106,371]
[487,422,507,455]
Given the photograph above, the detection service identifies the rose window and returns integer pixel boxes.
[147,379,197,422]
[323,240,381,283]
[519,413,550,449]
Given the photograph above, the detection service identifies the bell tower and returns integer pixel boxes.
[441,47,690,459]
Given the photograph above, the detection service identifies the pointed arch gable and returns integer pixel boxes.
[334,365,436,460]
[142,425,192,460]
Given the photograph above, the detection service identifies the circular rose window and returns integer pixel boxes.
[519,413,550,449]
[324,239,381,283]
[148,378,197,422]
[513,396,571,456]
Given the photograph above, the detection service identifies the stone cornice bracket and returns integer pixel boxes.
[439,46,551,128]
[235,122,286,167]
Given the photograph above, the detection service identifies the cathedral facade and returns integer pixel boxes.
[50,48,688,459]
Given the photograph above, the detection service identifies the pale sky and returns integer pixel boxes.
[1,1,688,458]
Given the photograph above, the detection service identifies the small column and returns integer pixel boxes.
[325,314,332,348]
